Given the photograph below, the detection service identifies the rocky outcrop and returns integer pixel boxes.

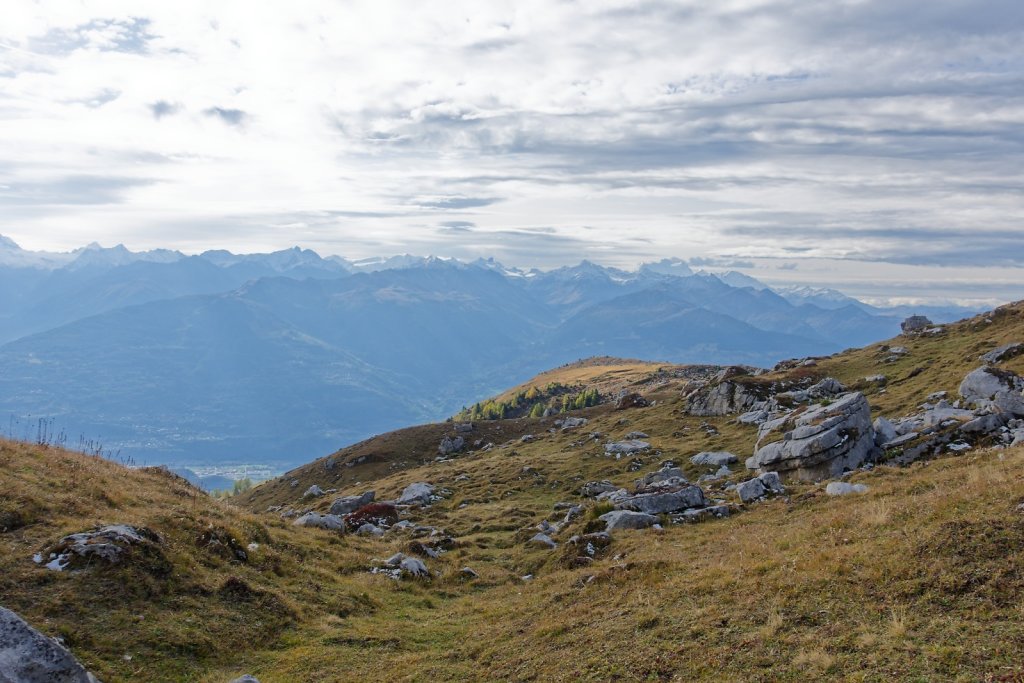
[959,366,1024,418]
[329,490,375,516]
[438,436,465,456]
[635,466,687,491]
[613,485,707,515]
[0,607,100,682]
[901,315,932,333]
[746,392,875,481]
[685,380,765,416]
[599,510,659,532]
[690,451,738,468]
[980,342,1024,364]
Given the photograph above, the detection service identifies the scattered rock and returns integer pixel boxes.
[329,491,376,516]
[690,451,738,468]
[529,533,557,549]
[459,567,479,579]
[635,467,687,492]
[397,482,436,505]
[356,523,384,537]
[293,513,346,531]
[560,417,589,430]
[604,440,650,455]
[615,393,649,410]
[825,482,869,496]
[230,677,261,683]
[454,422,474,433]
[736,477,766,503]
[758,471,786,494]
[0,607,100,683]
[580,481,618,497]
[303,485,324,498]
[981,342,1024,364]
[873,417,897,446]
[599,510,659,532]
[624,431,648,440]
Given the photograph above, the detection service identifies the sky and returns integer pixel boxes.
[1,0,1022,305]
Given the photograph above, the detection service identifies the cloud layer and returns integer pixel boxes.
[1,1,1022,302]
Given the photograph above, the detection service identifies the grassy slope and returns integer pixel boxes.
[2,302,1023,681]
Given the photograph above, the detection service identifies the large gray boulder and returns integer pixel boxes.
[613,485,707,515]
[599,510,659,532]
[329,491,375,516]
[959,367,1024,418]
[0,607,100,682]
[397,482,435,505]
[747,392,875,481]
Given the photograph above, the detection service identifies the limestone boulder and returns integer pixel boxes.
[747,392,875,481]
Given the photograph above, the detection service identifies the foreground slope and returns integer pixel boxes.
[3,302,1024,681]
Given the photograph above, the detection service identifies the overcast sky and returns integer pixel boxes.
[1,1,1022,304]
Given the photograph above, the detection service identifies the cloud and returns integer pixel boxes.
[0,1,1022,301]
[149,100,179,119]
[416,197,501,210]
[202,107,247,126]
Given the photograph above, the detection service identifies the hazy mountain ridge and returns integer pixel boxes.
[0,236,991,467]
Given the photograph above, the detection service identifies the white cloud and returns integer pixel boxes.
[0,0,1022,301]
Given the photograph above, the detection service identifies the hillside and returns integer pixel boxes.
[3,238,990,468]
[3,302,1024,681]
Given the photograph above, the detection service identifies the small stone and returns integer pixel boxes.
[529,533,557,549]
[736,478,767,503]
[825,482,869,496]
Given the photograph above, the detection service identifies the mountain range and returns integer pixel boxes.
[0,236,988,468]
